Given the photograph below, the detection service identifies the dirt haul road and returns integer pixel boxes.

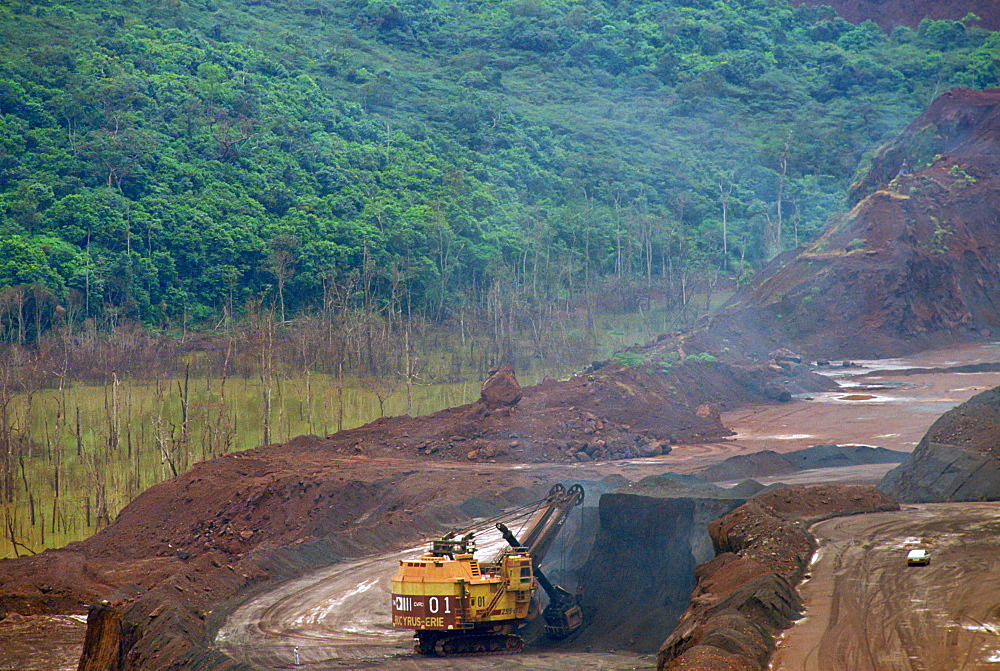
[770,502,1000,671]
[215,531,657,670]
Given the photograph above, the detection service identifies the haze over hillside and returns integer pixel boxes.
[1,0,998,340]
[687,88,1000,359]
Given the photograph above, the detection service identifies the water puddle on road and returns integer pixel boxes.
[715,343,1000,454]
[816,391,904,404]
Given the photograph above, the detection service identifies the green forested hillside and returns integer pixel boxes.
[0,0,997,338]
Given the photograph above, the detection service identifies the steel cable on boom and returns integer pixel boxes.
[441,496,548,541]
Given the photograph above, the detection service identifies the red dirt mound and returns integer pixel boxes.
[305,360,833,464]
[689,89,1000,360]
[880,383,1000,501]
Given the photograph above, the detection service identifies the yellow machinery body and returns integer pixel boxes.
[391,550,535,631]
[390,482,585,655]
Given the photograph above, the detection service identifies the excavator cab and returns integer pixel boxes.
[430,532,476,558]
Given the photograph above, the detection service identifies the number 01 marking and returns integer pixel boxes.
[428,596,453,614]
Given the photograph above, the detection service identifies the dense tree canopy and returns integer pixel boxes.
[0,0,996,339]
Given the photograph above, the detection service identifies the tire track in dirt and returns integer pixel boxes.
[771,503,1000,671]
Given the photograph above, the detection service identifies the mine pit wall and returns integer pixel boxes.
[573,493,745,653]
[881,441,1000,502]
[534,477,629,594]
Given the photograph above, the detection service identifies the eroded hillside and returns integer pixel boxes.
[681,89,1000,359]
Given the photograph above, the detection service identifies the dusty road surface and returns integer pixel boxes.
[770,502,1000,671]
[0,614,88,671]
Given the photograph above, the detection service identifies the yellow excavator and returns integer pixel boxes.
[390,483,585,655]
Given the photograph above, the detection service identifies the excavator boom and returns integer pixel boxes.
[511,483,584,565]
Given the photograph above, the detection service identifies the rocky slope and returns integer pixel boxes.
[571,478,756,653]
[677,88,1000,360]
[880,383,1000,501]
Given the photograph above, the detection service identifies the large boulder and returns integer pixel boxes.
[880,385,1000,502]
[479,363,522,409]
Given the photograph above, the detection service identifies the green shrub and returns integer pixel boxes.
[612,351,647,366]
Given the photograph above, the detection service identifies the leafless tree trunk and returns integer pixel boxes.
[766,134,791,259]
[718,176,733,270]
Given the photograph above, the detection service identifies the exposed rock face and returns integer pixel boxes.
[880,384,1000,501]
[575,489,748,653]
[689,89,1000,359]
[479,363,522,409]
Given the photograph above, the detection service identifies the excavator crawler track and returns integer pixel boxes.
[415,632,523,656]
